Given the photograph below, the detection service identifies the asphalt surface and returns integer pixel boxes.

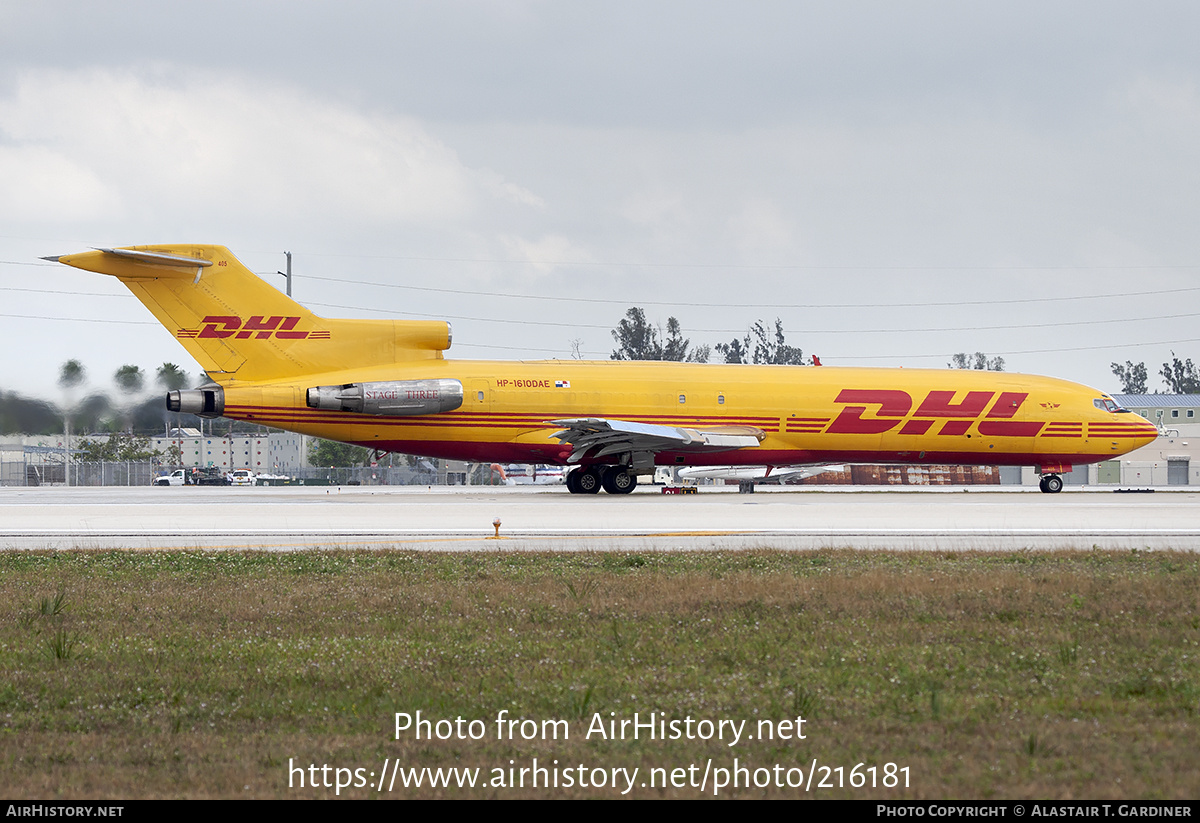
[0,484,1196,551]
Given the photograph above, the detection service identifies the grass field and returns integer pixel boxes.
[0,548,1196,799]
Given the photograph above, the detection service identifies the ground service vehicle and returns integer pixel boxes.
[153,469,189,486]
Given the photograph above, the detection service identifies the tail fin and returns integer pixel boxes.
[49,245,451,383]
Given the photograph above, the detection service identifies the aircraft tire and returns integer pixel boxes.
[601,467,637,494]
[565,470,582,494]
[1043,474,1064,494]
[577,468,602,494]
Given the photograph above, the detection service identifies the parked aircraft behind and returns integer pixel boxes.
[677,465,839,484]
[677,464,839,493]
[46,245,1159,494]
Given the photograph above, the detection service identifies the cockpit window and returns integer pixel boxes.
[1093,397,1127,413]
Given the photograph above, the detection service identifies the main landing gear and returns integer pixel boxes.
[566,466,638,495]
[1038,474,1064,494]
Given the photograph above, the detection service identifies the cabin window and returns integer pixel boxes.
[679,394,686,404]
[477,391,484,402]
[718,394,725,405]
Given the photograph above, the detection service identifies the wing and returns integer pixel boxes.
[547,417,764,466]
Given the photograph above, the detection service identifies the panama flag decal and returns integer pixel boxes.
[556,380,571,388]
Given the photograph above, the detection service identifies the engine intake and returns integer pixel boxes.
[306,379,464,416]
[166,387,225,418]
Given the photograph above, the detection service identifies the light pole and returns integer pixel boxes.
[277,251,292,297]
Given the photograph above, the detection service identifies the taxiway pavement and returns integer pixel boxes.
[0,485,1196,551]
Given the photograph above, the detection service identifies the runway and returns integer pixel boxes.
[0,484,1196,551]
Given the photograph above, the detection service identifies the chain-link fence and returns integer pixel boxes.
[0,457,511,487]
[3,459,161,487]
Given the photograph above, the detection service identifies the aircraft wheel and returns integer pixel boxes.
[565,470,582,494]
[1043,474,1064,494]
[1038,476,1048,493]
[602,467,637,494]
[577,468,602,494]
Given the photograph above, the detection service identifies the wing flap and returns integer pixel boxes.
[548,417,764,464]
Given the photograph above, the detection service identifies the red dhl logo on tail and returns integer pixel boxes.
[176,316,332,341]
[827,389,1044,437]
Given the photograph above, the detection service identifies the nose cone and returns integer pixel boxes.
[1131,418,1160,448]
[1090,416,1159,453]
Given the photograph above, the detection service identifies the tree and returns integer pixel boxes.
[0,391,61,435]
[610,308,707,362]
[113,364,145,394]
[162,442,184,465]
[611,307,662,360]
[308,438,370,467]
[58,359,87,429]
[1110,361,1148,394]
[948,352,1005,371]
[662,317,690,362]
[1159,352,1200,394]
[113,365,146,433]
[59,360,85,391]
[156,363,190,392]
[715,336,749,364]
[72,392,116,433]
[716,318,806,365]
[75,432,158,461]
[57,360,88,486]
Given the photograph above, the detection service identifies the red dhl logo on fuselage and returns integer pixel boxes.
[176,316,332,341]
[828,389,1044,437]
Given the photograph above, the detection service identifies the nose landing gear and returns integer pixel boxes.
[1039,474,1064,494]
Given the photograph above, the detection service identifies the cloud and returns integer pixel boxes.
[0,143,117,222]
[0,68,541,230]
[725,198,798,258]
[496,232,593,273]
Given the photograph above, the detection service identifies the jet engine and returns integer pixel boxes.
[165,386,225,418]
[306,379,464,416]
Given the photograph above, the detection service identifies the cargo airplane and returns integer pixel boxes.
[46,245,1159,494]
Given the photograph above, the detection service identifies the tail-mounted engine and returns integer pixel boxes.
[306,379,464,416]
[165,386,225,419]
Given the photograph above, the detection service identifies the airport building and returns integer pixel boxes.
[148,429,307,472]
[1106,394,1200,486]
[0,429,309,481]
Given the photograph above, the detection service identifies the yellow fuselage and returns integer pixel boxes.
[221,360,1157,470]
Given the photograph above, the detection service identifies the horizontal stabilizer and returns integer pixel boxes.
[95,247,215,269]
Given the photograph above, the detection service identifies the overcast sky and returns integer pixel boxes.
[2,1,1198,402]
